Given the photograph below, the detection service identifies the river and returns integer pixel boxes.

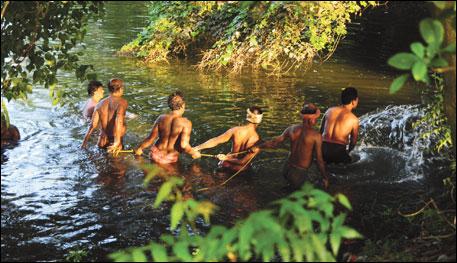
[2,2,435,261]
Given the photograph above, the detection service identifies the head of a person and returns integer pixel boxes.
[300,103,320,126]
[108,78,124,96]
[168,91,185,112]
[87,80,104,101]
[246,106,263,125]
[341,87,358,108]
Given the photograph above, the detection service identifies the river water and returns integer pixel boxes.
[2,2,435,261]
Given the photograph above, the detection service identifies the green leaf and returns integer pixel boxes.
[287,232,303,262]
[310,189,333,203]
[239,223,254,260]
[222,228,238,246]
[389,74,409,94]
[44,52,54,61]
[336,194,352,210]
[52,97,60,106]
[1,99,10,128]
[153,181,173,208]
[207,226,227,239]
[442,43,456,53]
[277,241,291,262]
[340,226,363,239]
[131,249,147,262]
[419,18,444,45]
[150,242,168,262]
[429,57,448,67]
[303,236,314,261]
[332,214,347,230]
[170,202,184,230]
[330,233,341,256]
[387,53,418,70]
[320,203,334,218]
[76,64,90,80]
[109,251,131,262]
[431,1,446,9]
[173,242,192,261]
[311,234,327,260]
[412,61,427,81]
[160,234,175,246]
[410,42,425,58]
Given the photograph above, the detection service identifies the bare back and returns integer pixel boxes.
[230,126,260,154]
[154,114,192,154]
[287,125,321,169]
[94,96,127,146]
[321,106,358,145]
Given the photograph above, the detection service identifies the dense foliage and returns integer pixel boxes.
[109,165,360,262]
[120,1,377,74]
[388,17,455,93]
[387,1,455,155]
[1,1,102,123]
[414,74,453,154]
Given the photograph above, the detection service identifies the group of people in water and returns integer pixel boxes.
[81,78,360,189]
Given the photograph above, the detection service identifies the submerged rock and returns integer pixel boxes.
[1,118,20,148]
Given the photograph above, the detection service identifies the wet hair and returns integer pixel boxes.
[249,106,263,115]
[87,80,103,96]
[341,87,358,105]
[168,91,185,110]
[300,103,317,114]
[107,78,124,93]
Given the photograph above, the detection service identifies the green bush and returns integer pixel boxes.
[109,165,361,262]
[119,1,378,75]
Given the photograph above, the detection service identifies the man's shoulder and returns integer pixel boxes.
[84,98,93,105]
[95,98,108,109]
[347,111,359,122]
[119,97,128,107]
[288,124,302,134]
[231,125,245,133]
[325,106,338,114]
[290,124,302,130]
[155,114,166,121]
[175,116,191,126]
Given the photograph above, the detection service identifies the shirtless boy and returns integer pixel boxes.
[193,106,263,172]
[252,103,328,189]
[81,78,128,152]
[134,91,200,163]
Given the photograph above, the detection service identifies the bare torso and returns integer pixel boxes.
[321,106,358,145]
[229,125,260,154]
[154,113,192,154]
[287,124,321,169]
[135,110,197,163]
[94,96,127,147]
[194,123,260,171]
[82,98,97,120]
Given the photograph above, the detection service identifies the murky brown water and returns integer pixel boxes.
[2,2,433,261]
